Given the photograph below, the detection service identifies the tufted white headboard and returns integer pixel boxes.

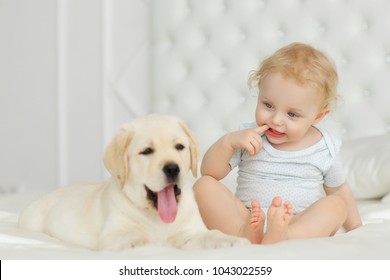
[151,0,390,157]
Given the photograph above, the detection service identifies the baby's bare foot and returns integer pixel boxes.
[249,200,265,244]
[240,200,265,244]
[261,196,292,244]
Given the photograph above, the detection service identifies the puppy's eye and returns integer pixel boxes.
[175,144,185,151]
[140,147,154,155]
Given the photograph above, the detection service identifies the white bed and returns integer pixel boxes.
[0,194,390,260]
[2,0,390,260]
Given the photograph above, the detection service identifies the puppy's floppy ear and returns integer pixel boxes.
[178,120,198,177]
[103,127,133,188]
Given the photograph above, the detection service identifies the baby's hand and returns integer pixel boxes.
[227,125,269,156]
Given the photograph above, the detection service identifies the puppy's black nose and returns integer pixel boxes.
[163,163,180,179]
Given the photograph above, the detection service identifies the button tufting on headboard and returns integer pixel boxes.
[152,0,390,156]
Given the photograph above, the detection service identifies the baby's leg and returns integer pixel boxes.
[193,176,264,243]
[261,196,293,244]
[288,195,347,239]
[193,176,248,236]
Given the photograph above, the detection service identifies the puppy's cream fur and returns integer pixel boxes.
[19,114,248,250]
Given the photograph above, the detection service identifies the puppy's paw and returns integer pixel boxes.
[205,231,250,248]
[181,230,250,249]
[99,233,149,250]
[219,235,250,247]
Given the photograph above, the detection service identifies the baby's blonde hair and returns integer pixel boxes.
[249,43,339,110]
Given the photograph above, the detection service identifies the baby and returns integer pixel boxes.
[194,43,362,244]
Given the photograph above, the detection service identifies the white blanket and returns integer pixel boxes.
[1,193,390,260]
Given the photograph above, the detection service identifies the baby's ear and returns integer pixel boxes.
[314,108,330,124]
[103,127,134,188]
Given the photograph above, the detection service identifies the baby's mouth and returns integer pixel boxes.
[266,128,285,138]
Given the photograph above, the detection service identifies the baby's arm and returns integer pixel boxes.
[324,182,362,231]
[201,125,268,180]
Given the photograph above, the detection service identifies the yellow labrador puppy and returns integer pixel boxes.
[19,114,248,250]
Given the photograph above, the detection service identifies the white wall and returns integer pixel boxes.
[0,0,58,193]
[0,0,150,193]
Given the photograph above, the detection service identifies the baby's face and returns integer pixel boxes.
[255,72,326,149]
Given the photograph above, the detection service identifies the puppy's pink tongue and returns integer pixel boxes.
[157,185,178,223]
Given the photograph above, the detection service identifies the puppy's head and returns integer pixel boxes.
[103,114,198,224]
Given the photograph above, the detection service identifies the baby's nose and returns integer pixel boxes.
[271,112,284,126]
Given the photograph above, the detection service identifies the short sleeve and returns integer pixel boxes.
[323,156,346,187]
[229,149,242,170]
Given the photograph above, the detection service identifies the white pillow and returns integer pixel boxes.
[339,134,390,200]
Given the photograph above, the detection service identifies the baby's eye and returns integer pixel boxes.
[264,102,273,109]
[288,112,297,118]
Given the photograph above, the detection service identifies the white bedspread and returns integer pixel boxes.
[1,192,390,260]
